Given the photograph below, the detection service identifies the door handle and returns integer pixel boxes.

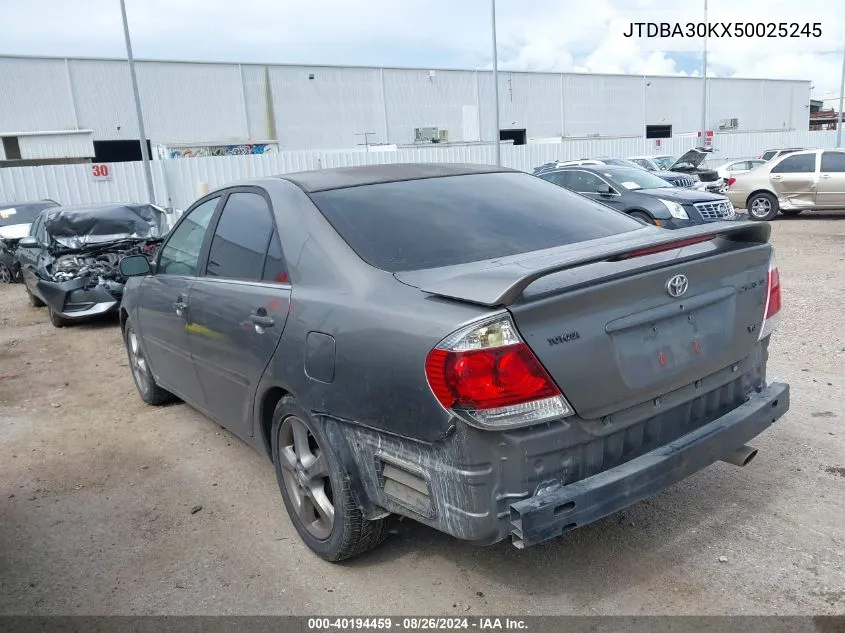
[771,175,782,180]
[173,298,188,317]
[250,312,275,332]
[820,174,831,179]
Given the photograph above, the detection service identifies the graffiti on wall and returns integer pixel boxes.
[166,143,278,159]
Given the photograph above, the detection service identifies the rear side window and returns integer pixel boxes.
[761,151,776,161]
[309,172,642,272]
[205,192,274,281]
[771,153,816,174]
[821,151,845,173]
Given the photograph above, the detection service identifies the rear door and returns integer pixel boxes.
[187,188,291,437]
[769,152,818,207]
[137,195,220,404]
[816,151,845,208]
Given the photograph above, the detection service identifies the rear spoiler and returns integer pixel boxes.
[394,221,770,307]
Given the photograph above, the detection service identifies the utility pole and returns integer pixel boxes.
[837,47,845,147]
[700,0,708,146]
[491,0,501,166]
[120,0,155,204]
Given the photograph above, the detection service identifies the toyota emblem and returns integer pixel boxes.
[666,274,689,298]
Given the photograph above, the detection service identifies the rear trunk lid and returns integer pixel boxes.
[509,242,770,418]
[397,222,772,420]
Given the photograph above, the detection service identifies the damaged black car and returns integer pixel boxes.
[0,200,60,283]
[16,202,169,327]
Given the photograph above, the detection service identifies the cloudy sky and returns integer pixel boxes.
[1,0,843,100]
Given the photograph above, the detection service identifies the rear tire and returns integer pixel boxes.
[779,209,804,217]
[124,320,176,406]
[629,211,656,225]
[26,287,45,308]
[271,396,388,562]
[747,192,779,221]
[48,307,70,328]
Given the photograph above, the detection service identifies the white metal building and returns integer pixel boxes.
[0,54,811,163]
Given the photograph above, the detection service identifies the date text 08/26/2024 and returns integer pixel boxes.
[307,618,528,631]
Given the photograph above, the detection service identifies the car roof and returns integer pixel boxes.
[275,163,515,193]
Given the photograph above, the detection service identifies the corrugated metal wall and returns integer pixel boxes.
[16,133,95,160]
[0,129,837,212]
[0,56,812,150]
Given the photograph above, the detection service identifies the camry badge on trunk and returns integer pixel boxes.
[666,274,689,298]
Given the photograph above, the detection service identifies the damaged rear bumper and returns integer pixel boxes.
[35,277,122,320]
[509,382,789,548]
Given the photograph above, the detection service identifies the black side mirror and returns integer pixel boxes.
[17,236,38,248]
[119,254,152,277]
[596,184,615,196]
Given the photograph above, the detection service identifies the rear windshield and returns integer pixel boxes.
[0,202,56,227]
[309,171,642,272]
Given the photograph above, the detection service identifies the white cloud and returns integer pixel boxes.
[0,0,841,98]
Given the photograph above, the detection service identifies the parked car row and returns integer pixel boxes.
[534,163,737,229]
[1,163,789,563]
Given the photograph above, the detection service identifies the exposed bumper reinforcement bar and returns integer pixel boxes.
[509,382,790,549]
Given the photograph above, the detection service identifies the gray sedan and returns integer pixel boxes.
[118,163,788,561]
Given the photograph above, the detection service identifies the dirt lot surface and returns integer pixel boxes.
[1,214,843,616]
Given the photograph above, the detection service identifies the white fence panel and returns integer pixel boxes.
[0,161,168,207]
[1,129,841,211]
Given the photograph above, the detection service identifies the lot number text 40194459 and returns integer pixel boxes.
[307,618,529,631]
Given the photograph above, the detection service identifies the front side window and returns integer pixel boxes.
[205,192,274,281]
[771,153,816,174]
[567,171,606,193]
[158,197,219,276]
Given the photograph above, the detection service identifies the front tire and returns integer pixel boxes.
[48,307,70,328]
[271,396,388,562]
[124,320,176,405]
[629,211,656,225]
[747,192,779,221]
[0,262,12,284]
[26,287,45,307]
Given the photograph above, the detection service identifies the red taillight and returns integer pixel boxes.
[759,255,781,340]
[728,177,736,187]
[765,266,781,319]
[425,315,573,429]
[425,343,559,411]
[616,235,713,260]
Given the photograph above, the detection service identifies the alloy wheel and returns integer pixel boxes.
[278,415,334,540]
[127,330,151,396]
[749,197,772,219]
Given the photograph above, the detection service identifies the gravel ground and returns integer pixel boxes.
[0,214,843,616]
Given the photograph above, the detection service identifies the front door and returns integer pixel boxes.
[816,151,845,209]
[768,152,818,208]
[18,215,46,297]
[136,195,221,405]
[187,190,291,438]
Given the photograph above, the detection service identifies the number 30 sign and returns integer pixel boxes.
[91,163,111,181]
